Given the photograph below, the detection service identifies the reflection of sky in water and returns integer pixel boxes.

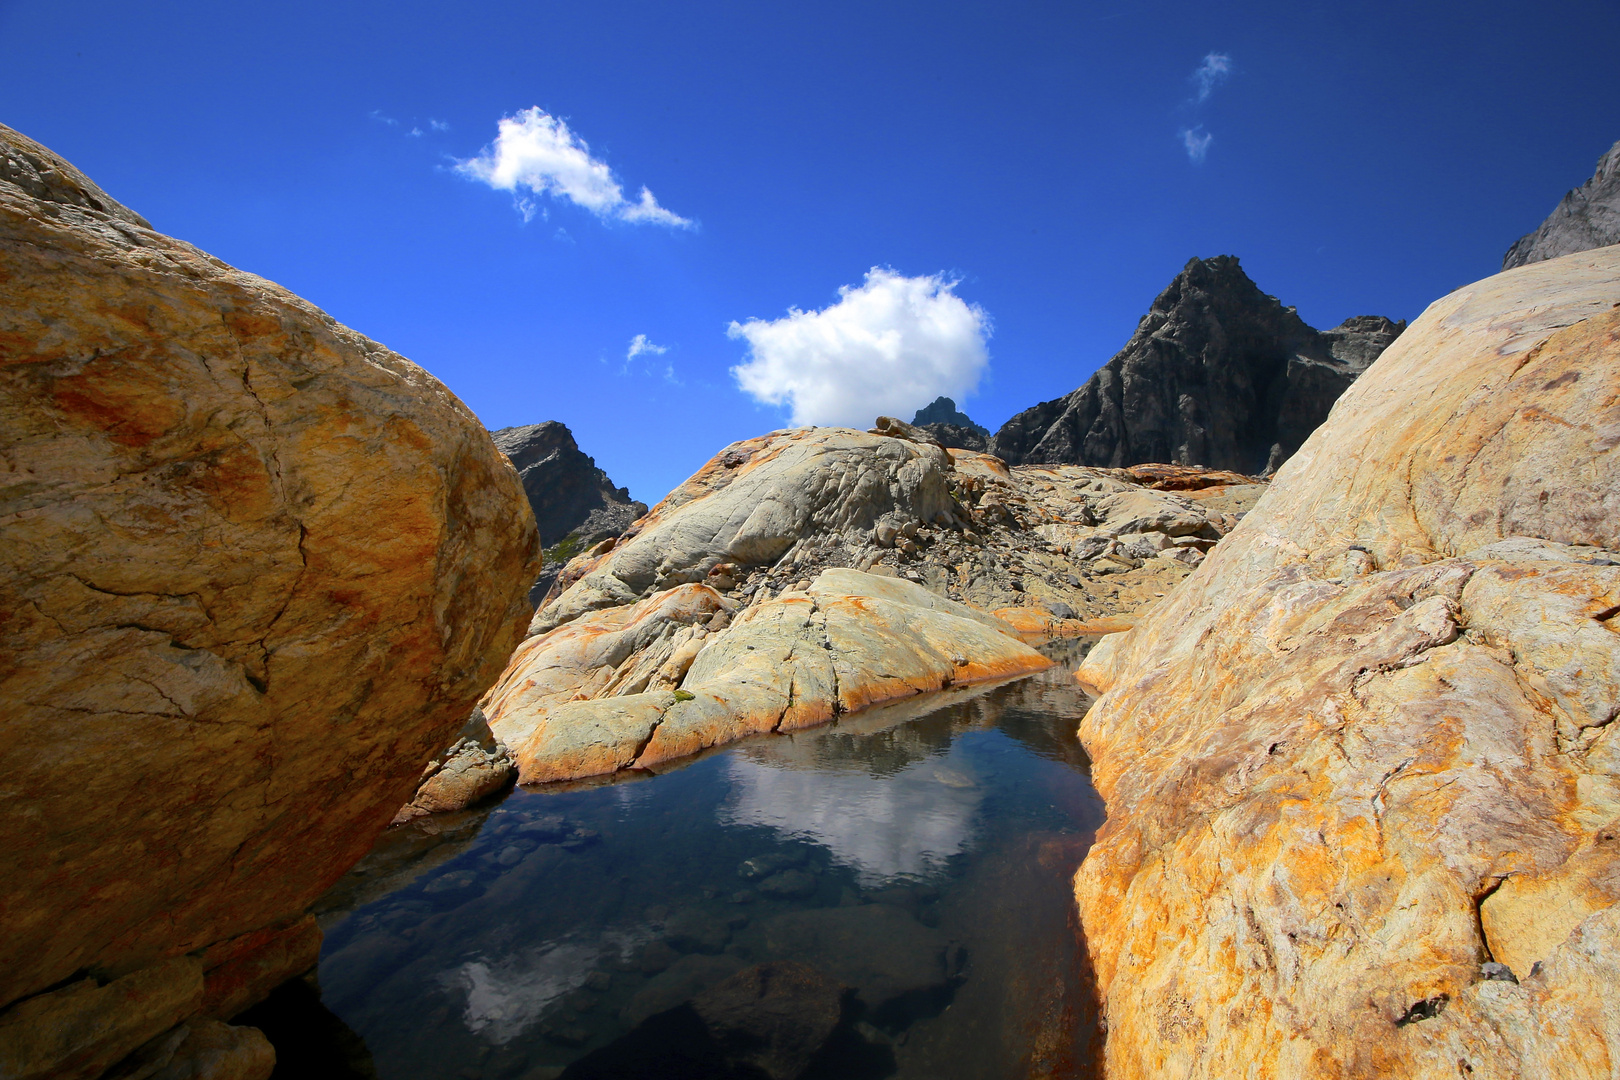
[440,930,647,1043]
[719,751,982,884]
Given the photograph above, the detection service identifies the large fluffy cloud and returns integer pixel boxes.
[729,268,990,429]
[456,107,691,228]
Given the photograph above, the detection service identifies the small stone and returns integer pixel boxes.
[518,815,568,841]
[757,869,819,899]
[1481,961,1518,984]
[639,940,679,974]
[497,845,526,867]
[730,889,758,904]
[584,971,612,992]
[708,609,731,630]
[737,851,808,880]
[544,1025,590,1047]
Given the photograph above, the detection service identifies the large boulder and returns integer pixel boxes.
[1072,247,1620,1078]
[1503,138,1620,270]
[486,569,1050,783]
[532,426,959,633]
[0,122,540,1067]
[989,256,1404,474]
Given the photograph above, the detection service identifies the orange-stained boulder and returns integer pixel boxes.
[487,569,1051,783]
[0,120,540,1042]
[1073,247,1620,1078]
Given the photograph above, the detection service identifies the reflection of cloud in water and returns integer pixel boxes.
[719,752,981,884]
[441,929,648,1043]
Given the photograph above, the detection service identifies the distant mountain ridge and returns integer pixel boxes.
[1503,138,1620,270]
[490,421,646,548]
[910,395,990,451]
[988,256,1404,474]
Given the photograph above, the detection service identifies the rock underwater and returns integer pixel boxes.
[1073,246,1620,1078]
[0,123,540,1076]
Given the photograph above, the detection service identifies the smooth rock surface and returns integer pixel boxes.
[0,122,540,1029]
[1503,138,1620,270]
[1073,247,1620,1078]
[487,569,1051,783]
[989,256,1404,473]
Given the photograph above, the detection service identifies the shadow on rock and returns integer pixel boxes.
[233,974,380,1079]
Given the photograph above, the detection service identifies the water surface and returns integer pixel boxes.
[311,638,1105,1079]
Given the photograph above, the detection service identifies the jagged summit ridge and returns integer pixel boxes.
[988,255,1403,474]
[1503,138,1620,270]
[490,420,647,549]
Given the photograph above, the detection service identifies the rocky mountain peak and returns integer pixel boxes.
[490,421,646,549]
[1503,137,1620,270]
[910,396,990,452]
[988,256,1403,474]
[911,396,989,435]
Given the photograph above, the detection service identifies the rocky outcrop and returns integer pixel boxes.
[485,569,1052,783]
[491,420,646,547]
[534,425,1257,639]
[989,256,1404,474]
[487,422,1260,784]
[391,708,515,825]
[1072,247,1620,1078]
[0,123,540,1073]
[1503,138,1620,270]
[911,395,990,451]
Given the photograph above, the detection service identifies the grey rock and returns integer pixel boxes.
[1481,961,1519,984]
[1503,139,1620,270]
[756,869,819,899]
[911,395,989,436]
[988,256,1404,474]
[491,421,647,548]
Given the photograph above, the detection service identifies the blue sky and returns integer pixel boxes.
[3,0,1617,503]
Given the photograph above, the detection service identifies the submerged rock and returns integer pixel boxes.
[0,123,540,1055]
[1073,247,1620,1077]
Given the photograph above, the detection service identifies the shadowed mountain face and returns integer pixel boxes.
[988,256,1404,474]
[491,422,647,548]
[1504,139,1620,270]
[910,397,990,453]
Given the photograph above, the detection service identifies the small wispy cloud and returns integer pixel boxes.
[1179,52,1231,163]
[1181,127,1213,164]
[623,334,678,383]
[1191,52,1232,103]
[429,119,450,132]
[370,110,399,127]
[456,108,692,229]
[627,334,667,361]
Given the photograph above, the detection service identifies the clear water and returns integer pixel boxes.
[310,638,1105,1080]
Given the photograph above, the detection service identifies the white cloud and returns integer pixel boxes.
[626,333,667,361]
[429,119,450,132]
[1182,126,1213,163]
[728,268,990,429]
[1191,52,1232,103]
[456,107,692,229]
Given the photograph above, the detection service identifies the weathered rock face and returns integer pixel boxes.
[490,420,647,547]
[0,121,540,1068]
[532,426,961,633]
[989,256,1404,474]
[486,569,1052,784]
[1503,138,1620,270]
[534,424,1259,643]
[390,708,515,825]
[911,395,990,451]
[1073,247,1620,1078]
